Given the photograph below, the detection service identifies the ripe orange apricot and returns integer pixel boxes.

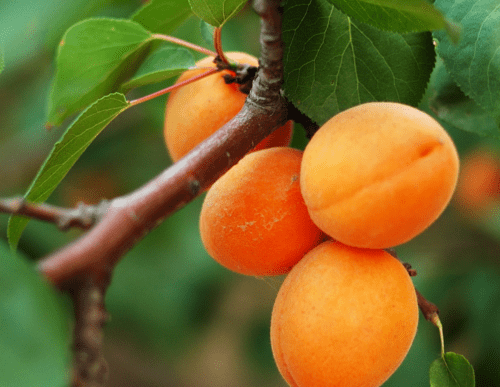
[453,146,500,216]
[199,147,324,276]
[270,240,418,387]
[300,102,460,249]
[164,52,293,162]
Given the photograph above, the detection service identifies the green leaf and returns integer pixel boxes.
[131,0,193,35]
[8,93,130,250]
[283,0,436,125]
[428,58,498,137]
[434,0,500,130]
[120,46,196,93]
[47,18,152,127]
[430,352,475,387]
[188,0,247,27]
[327,0,460,42]
[0,241,71,387]
[200,20,216,46]
[0,45,4,75]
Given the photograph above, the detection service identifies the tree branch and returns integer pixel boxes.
[38,0,287,289]
[70,274,110,386]
[0,197,109,231]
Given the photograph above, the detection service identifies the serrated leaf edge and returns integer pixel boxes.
[330,0,458,39]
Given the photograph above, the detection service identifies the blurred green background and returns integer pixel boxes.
[1,1,500,386]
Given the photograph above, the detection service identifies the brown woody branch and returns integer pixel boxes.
[0,197,109,231]
[70,274,110,387]
[37,0,287,289]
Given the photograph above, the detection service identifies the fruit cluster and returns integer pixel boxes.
[164,54,460,387]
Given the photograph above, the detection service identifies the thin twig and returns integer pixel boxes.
[287,100,319,139]
[0,197,109,231]
[416,289,440,323]
[385,250,439,324]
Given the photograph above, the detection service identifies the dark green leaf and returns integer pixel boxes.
[200,20,216,46]
[120,46,195,93]
[428,58,498,137]
[188,0,247,27]
[327,0,460,41]
[430,352,475,387]
[283,0,435,125]
[131,0,193,35]
[8,93,130,249]
[434,0,500,130]
[47,18,152,126]
[0,241,71,387]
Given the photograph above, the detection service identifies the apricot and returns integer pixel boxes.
[453,146,500,216]
[300,102,459,249]
[270,240,418,387]
[164,52,293,162]
[199,147,324,276]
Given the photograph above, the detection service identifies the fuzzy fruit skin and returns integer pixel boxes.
[270,241,419,387]
[300,102,460,249]
[164,52,293,162]
[199,147,324,276]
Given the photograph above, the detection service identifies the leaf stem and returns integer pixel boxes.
[152,34,216,57]
[128,67,219,106]
[415,289,444,356]
[214,27,229,65]
[433,315,446,357]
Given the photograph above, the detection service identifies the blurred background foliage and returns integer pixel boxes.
[1,1,500,386]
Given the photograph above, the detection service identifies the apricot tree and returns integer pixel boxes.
[2,0,498,385]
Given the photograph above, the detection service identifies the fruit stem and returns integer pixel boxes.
[128,67,219,106]
[152,34,217,57]
[214,27,230,65]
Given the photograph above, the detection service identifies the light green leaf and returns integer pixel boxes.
[327,0,460,41]
[0,45,4,75]
[47,18,152,127]
[9,93,130,250]
[188,0,247,27]
[283,0,435,125]
[120,46,195,93]
[428,58,498,137]
[132,0,193,34]
[200,20,216,46]
[430,352,475,387]
[434,0,500,130]
[0,241,71,387]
